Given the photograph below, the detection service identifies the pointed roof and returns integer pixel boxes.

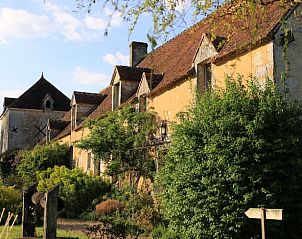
[7,74,70,111]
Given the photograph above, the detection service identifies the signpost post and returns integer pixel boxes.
[245,208,283,239]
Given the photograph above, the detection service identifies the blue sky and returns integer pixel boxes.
[0,0,170,113]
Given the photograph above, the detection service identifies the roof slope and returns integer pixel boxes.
[115,66,151,82]
[7,75,70,111]
[138,1,294,95]
[73,91,107,105]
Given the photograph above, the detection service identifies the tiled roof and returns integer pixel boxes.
[73,91,107,105]
[138,1,294,95]
[6,75,70,111]
[115,66,152,82]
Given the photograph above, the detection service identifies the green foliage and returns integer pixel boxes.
[37,165,109,218]
[78,105,157,189]
[0,182,22,224]
[88,186,159,237]
[157,77,302,238]
[17,143,69,186]
[0,149,19,179]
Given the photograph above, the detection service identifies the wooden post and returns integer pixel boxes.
[22,184,36,237]
[261,208,266,239]
[43,184,59,239]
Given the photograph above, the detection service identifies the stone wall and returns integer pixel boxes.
[4,108,66,152]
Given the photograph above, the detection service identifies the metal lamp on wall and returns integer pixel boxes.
[160,120,167,141]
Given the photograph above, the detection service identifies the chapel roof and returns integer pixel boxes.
[5,74,70,111]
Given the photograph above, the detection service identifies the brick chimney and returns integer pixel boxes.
[129,41,148,67]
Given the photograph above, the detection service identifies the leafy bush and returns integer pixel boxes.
[86,216,144,239]
[37,166,109,218]
[17,143,69,186]
[0,149,19,179]
[0,182,22,224]
[157,78,302,238]
[95,199,124,216]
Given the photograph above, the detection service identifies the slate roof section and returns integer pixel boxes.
[138,0,294,96]
[115,66,152,82]
[144,73,164,90]
[49,119,70,130]
[3,97,17,109]
[73,91,107,105]
[7,75,70,111]
[76,86,112,127]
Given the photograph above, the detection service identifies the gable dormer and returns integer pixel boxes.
[71,91,107,130]
[111,66,151,110]
[42,93,54,111]
[193,33,226,93]
[137,72,164,112]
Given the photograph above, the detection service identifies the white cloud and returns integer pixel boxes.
[73,67,109,85]
[44,2,83,41]
[0,8,53,42]
[102,52,129,66]
[0,3,124,43]
[85,16,107,31]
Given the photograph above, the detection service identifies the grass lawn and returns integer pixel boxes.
[0,225,88,239]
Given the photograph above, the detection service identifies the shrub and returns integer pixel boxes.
[37,166,110,218]
[0,182,22,224]
[17,143,69,186]
[157,78,302,238]
[0,149,19,179]
[95,199,124,215]
[86,216,144,239]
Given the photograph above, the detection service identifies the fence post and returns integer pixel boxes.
[22,184,36,237]
[43,184,59,239]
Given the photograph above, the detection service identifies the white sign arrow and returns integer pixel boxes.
[245,208,283,220]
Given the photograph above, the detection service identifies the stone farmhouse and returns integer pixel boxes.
[47,1,301,176]
[1,1,301,177]
[0,74,70,153]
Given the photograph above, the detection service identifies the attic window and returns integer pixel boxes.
[139,95,147,112]
[46,100,51,108]
[43,93,54,110]
[197,62,212,94]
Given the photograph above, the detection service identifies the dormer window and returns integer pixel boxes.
[42,93,54,110]
[46,100,51,108]
[197,62,212,94]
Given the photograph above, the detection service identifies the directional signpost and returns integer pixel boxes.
[245,208,283,239]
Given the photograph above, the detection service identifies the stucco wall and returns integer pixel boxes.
[274,5,302,100]
[149,77,195,123]
[213,43,274,89]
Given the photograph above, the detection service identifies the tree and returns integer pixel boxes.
[73,0,300,41]
[17,143,70,187]
[78,105,157,189]
[156,77,302,238]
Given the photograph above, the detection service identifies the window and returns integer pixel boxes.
[197,63,212,94]
[87,152,92,170]
[45,100,51,108]
[139,95,147,112]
